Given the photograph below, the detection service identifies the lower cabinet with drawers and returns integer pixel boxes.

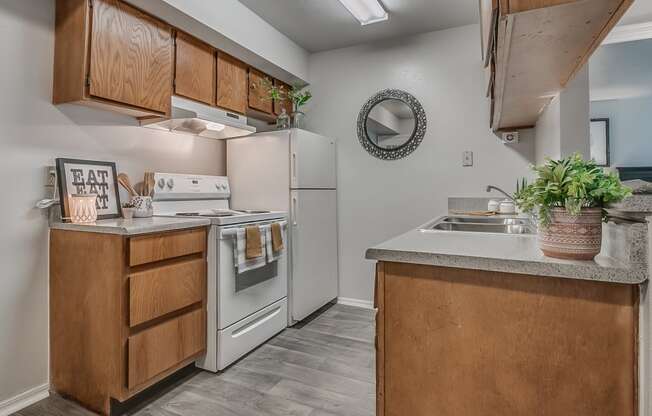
[49,227,208,415]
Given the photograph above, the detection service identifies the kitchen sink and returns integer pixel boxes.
[442,217,528,225]
[422,216,536,235]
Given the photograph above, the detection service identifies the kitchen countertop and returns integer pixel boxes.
[366,216,649,284]
[50,216,211,236]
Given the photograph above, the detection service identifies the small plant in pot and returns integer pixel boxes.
[516,154,631,260]
[263,80,312,128]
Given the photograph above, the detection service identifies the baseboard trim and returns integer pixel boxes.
[337,297,376,310]
[0,384,49,416]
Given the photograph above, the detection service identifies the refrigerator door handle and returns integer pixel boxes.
[292,196,298,227]
[292,152,297,182]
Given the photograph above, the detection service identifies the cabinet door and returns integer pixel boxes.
[174,32,215,105]
[89,0,172,114]
[479,0,498,66]
[248,68,273,114]
[216,52,248,114]
[273,80,292,115]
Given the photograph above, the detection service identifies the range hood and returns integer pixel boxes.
[141,96,256,139]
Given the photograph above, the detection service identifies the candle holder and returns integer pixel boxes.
[68,194,98,224]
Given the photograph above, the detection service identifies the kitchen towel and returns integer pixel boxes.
[271,222,284,252]
[265,223,285,263]
[245,226,263,259]
[235,228,266,273]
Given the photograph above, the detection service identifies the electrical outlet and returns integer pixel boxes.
[462,151,473,167]
[45,166,56,187]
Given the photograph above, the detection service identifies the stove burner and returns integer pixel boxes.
[176,212,200,216]
[236,210,271,214]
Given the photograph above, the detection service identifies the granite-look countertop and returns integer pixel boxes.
[50,216,211,236]
[366,216,649,285]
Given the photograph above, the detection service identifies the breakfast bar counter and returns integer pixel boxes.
[367,215,647,416]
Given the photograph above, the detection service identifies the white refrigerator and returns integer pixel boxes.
[227,129,338,324]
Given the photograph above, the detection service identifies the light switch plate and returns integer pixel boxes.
[463,151,473,167]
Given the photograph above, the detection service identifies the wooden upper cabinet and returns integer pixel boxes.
[216,52,248,114]
[273,80,292,116]
[89,0,173,114]
[174,32,216,106]
[484,0,634,131]
[248,68,273,114]
[479,0,498,66]
[53,0,173,117]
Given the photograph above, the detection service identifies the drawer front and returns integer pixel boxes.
[128,308,205,389]
[129,228,206,267]
[129,258,205,326]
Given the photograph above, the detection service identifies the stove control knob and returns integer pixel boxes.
[167,178,174,189]
[157,178,166,189]
[215,183,221,190]
[220,184,227,190]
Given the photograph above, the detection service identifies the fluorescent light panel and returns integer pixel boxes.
[338,0,388,26]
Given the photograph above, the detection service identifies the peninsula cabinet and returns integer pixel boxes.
[174,31,216,106]
[53,0,173,117]
[481,0,634,131]
[50,227,208,415]
[375,262,638,416]
[216,52,249,115]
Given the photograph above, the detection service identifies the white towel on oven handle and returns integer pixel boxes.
[265,223,285,263]
[234,228,267,274]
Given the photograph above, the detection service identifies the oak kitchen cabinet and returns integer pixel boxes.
[50,227,208,416]
[53,0,173,117]
[216,52,249,115]
[248,67,274,115]
[481,0,634,131]
[374,262,638,416]
[174,31,216,106]
[273,79,293,116]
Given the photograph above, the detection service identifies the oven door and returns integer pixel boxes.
[217,221,288,330]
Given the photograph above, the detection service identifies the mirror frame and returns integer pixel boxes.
[357,89,427,160]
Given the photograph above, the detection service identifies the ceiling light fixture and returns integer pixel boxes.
[338,0,388,26]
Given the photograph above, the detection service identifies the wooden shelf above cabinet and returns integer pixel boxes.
[489,0,633,131]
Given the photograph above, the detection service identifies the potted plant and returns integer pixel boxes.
[516,154,631,260]
[263,80,312,128]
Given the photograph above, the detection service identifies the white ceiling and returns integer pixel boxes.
[619,0,652,25]
[238,0,479,53]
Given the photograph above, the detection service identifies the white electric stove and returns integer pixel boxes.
[152,172,288,372]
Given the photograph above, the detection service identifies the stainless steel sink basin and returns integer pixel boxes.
[442,217,528,225]
[422,216,536,235]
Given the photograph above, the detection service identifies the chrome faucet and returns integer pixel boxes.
[486,185,515,202]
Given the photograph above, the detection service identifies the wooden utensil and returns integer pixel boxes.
[144,172,155,197]
[117,173,138,197]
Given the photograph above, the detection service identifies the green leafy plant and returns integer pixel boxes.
[516,154,631,226]
[262,79,312,111]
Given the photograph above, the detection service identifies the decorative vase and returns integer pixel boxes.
[130,196,153,218]
[538,207,603,260]
[291,111,305,129]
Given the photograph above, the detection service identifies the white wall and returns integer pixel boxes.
[534,66,590,164]
[306,25,535,303]
[0,0,226,405]
[591,98,652,167]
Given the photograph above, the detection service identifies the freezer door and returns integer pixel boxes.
[291,129,336,189]
[290,189,338,322]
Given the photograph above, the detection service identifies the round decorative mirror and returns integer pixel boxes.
[357,89,427,160]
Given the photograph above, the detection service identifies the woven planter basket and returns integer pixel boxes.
[538,207,603,260]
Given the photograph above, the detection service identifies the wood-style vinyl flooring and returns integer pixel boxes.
[14,304,376,416]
